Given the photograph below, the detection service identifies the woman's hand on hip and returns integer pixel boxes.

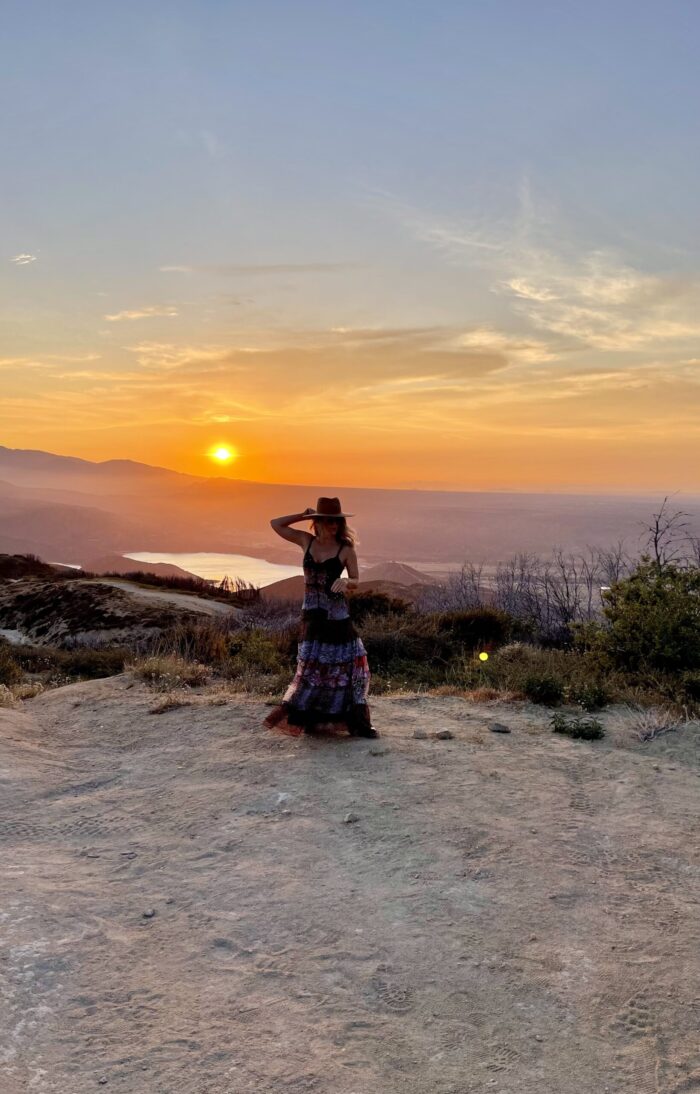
[330,577,357,595]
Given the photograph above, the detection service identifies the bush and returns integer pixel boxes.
[155,620,230,665]
[54,648,127,679]
[359,611,453,672]
[348,591,411,625]
[566,679,610,711]
[129,654,211,690]
[551,712,605,740]
[572,558,700,676]
[0,644,23,685]
[523,672,564,706]
[437,608,514,648]
[680,671,700,702]
[223,628,288,677]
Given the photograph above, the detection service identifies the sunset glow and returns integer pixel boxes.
[1,4,698,493]
[209,445,237,465]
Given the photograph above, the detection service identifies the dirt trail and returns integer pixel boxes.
[1,677,699,1093]
[83,578,242,618]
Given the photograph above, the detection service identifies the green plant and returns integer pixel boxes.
[0,644,23,685]
[224,629,287,676]
[348,591,411,625]
[566,680,610,711]
[550,712,605,740]
[680,671,700,702]
[572,558,700,676]
[437,608,514,648]
[523,672,564,706]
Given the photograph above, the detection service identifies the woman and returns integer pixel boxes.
[263,496,376,738]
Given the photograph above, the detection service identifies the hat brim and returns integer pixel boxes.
[307,512,353,519]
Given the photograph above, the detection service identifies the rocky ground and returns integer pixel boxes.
[1,677,699,1093]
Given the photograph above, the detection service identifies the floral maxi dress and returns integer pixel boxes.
[263,537,374,736]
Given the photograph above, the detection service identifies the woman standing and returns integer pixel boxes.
[263,497,376,738]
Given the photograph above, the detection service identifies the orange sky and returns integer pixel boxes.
[2,327,699,492]
[3,7,699,494]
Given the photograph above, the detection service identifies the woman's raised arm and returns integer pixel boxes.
[270,509,316,546]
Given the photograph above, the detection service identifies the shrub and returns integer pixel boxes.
[155,620,230,665]
[0,644,23,685]
[572,558,700,676]
[437,608,514,648]
[348,591,411,625]
[566,680,610,711]
[680,671,700,702]
[523,672,564,706]
[551,712,605,740]
[54,647,127,679]
[224,629,288,677]
[129,654,211,690]
[359,611,453,672]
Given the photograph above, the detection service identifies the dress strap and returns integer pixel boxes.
[335,541,343,557]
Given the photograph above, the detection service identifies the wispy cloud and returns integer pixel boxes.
[104,306,179,322]
[10,253,37,265]
[159,262,359,276]
[372,183,700,354]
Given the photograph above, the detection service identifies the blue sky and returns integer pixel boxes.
[1,1,699,490]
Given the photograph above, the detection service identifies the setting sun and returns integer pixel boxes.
[208,445,237,464]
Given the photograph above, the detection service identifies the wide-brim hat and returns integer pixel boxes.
[306,496,354,519]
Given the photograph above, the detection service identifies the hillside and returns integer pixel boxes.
[3,445,697,569]
[359,561,437,584]
[0,553,64,581]
[1,675,698,1092]
[0,578,216,647]
[260,574,429,604]
[81,554,203,580]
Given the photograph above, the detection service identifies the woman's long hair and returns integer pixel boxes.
[311,516,358,548]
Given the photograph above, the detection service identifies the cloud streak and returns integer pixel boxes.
[104,306,179,322]
[374,183,700,354]
[158,262,360,276]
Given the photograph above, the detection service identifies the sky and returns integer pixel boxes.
[1,0,699,493]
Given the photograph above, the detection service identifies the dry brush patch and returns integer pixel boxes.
[127,653,211,691]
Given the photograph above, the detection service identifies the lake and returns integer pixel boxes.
[124,551,303,587]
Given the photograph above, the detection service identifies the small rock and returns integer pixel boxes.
[434,730,454,740]
[98,1079,108,1086]
[529,934,538,941]
[343,812,360,824]
[165,897,174,904]
[369,746,387,756]
[142,908,156,919]
[412,729,428,739]
[489,722,511,734]
[281,808,291,815]
[534,1034,544,1042]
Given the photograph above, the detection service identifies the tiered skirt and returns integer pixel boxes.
[263,609,373,737]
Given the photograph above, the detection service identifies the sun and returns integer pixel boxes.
[208,444,238,465]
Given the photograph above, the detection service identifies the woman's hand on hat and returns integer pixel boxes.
[301,507,316,518]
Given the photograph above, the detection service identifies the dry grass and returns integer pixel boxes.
[127,653,211,691]
[624,703,686,742]
[0,684,16,708]
[148,692,194,715]
[10,682,45,701]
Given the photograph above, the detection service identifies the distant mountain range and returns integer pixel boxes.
[1,444,698,572]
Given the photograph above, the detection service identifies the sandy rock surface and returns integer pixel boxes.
[1,677,699,1093]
